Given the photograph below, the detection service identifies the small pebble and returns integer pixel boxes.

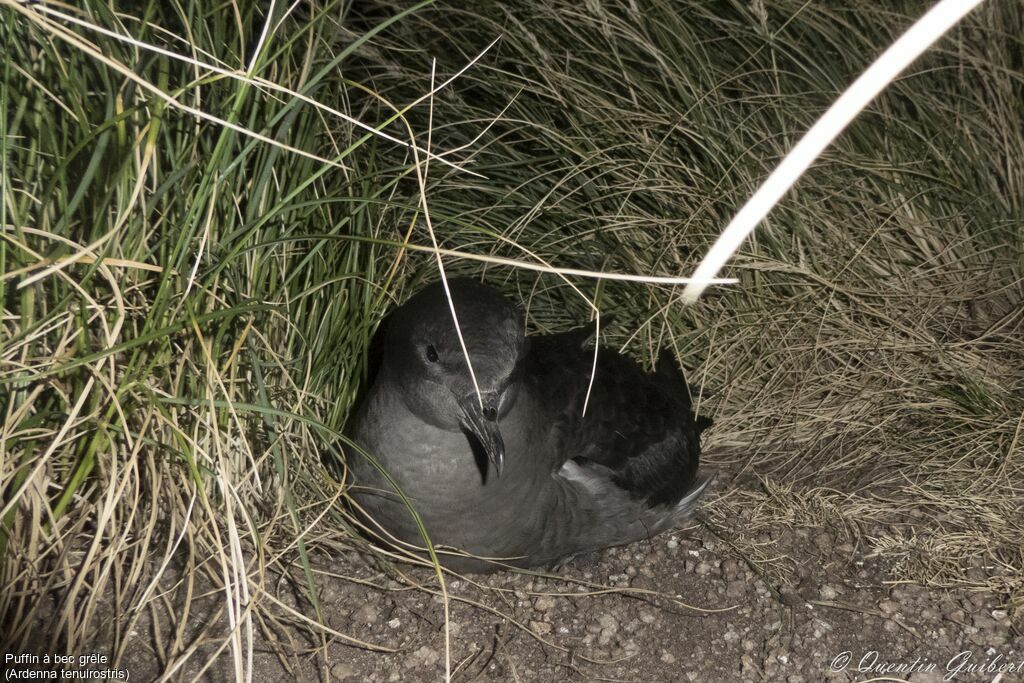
[352,603,380,625]
[534,596,556,612]
[740,654,758,676]
[529,620,552,635]
[721,558,739,579]
[409,645,439,669]
[331,662,357,681]
[877,599,899,615]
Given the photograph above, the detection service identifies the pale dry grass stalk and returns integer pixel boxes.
[2,3,1022,683]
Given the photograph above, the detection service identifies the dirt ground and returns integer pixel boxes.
[7,475,1019,683]
[8,526,1022,683]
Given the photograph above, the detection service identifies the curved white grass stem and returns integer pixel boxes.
[682,0,986,303]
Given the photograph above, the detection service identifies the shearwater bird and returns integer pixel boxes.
[346,278,712,572]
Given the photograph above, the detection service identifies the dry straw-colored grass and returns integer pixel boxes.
[1,0,1022,678]
[348,0,1023,595]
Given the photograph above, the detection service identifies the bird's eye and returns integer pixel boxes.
[425,344,439,363]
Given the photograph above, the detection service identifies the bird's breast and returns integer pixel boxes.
[349,386,558,554]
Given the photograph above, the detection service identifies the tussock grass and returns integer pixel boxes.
[2,0,1022,677]
[0,0,416,668]
[342,0,1024,604]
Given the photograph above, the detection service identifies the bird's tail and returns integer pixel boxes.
[643,470,714,539]
[673,471,713,517]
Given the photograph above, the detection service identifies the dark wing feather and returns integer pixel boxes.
[526,334,708,507]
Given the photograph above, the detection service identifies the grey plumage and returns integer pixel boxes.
[346,278,711,572]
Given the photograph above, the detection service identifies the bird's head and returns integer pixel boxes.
[383,278,527,476]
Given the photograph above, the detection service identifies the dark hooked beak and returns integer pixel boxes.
[457,391,505,477]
